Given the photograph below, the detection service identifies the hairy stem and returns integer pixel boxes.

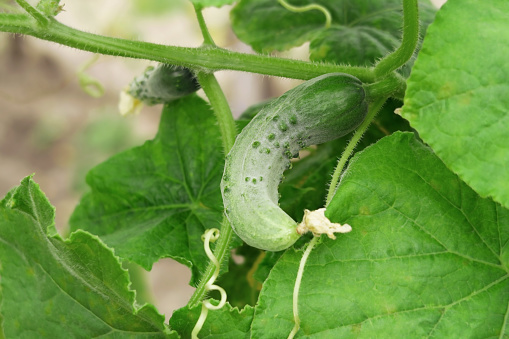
[326,97,387,205]
[373,0,419,79]
[288,236,319,339]
[0,13,374,82]
[195,72,237,170]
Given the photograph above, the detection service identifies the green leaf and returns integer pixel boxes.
[309,26,398,65]
[70,95,224,284]
[231,0,436,58]
[0,176,175,338]
[252,251,284,284]
[252,132,509,338]
[170,303,253,338]
[214,244,263,308]
[401,0,509,209]
[237,99,275,121]
[308,26,419,78]
[190,0,235,8]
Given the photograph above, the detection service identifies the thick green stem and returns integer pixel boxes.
[195,72,237,160]
[0,13,374,82]
[373,0,419,79]
[15,0,49,26]
[326,97,387,205]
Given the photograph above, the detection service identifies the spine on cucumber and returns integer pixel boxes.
[221,73,368,251]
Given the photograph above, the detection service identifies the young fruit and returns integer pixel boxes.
[221,73,368,251]
[127,63,200,105]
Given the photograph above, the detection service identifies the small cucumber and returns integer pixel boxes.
[128,64,200,105]
[221,73,368,251]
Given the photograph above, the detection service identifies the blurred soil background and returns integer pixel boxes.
[0,0,445,321]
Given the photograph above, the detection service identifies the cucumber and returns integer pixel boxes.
[221,73,368,251]
[127,64,200,105]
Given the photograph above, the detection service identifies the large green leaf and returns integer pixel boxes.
[0,176,175,338]
[70,95,224,284]
[231,0,436,64]
[170,303,253,338]
[401,0,509,209]
[252,132,509,338]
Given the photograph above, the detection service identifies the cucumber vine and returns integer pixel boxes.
[0,0,437,337]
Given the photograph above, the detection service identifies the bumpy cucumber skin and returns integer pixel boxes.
[221,73,368,251]
[128,64,200,105]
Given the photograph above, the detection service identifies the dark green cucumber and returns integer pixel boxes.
[221,73,368,251]
[128,64,200,105]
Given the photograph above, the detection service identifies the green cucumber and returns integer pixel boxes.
[221,73,368,251]
[128,64,200,105]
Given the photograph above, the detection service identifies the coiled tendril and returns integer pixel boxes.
[191,228,227,339]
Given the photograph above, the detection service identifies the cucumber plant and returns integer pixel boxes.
[1,0,509,338]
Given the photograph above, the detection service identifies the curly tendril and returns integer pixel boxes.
[191,228,227,339]
[277,0,332,29]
